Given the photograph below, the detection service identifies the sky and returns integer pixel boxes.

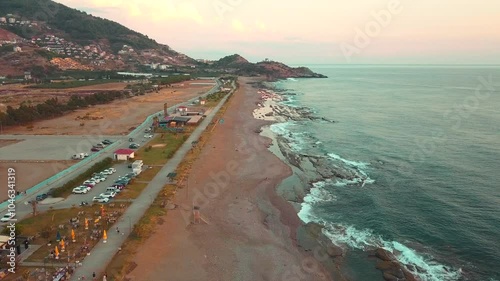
[55,0,500,65]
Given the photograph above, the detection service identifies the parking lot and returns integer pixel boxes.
[0,135,127,160]
[63,162,140,205]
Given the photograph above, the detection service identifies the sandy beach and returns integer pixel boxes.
[126,77,332,281]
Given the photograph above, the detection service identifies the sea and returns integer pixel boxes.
[270,65,500,281]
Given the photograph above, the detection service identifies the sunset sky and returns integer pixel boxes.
[55,0,500,65]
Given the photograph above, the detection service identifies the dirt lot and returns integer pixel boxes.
[0,161,75,201]
[0,82,128,111]
[1,80,214,135]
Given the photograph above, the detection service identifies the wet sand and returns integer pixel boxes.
[126,77,332,281]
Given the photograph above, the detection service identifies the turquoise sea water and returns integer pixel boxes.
[271,66,500,281]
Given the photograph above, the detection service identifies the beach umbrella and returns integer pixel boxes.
[71,229,76,242]
[60,239,65,252]
[85,218,88,230]
[56,231,61,242]
[103,230,107,243]
[54,246,59,259]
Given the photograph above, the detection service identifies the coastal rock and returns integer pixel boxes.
[375,248,397,261]
[304,222,324,239]
[326,245,343,257]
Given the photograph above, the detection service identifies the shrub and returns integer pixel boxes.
[51,157,113,197]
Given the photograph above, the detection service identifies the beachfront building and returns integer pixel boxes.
[159,116,191,127]
[114,148,135,160]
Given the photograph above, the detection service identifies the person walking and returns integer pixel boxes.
[92,272,96,280]
[116,227,119,234]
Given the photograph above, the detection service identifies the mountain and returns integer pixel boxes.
[0,0,157,52]
[212,54,327,79]
[0,0,325,79]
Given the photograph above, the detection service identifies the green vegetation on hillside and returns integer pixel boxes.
[151,75,191,85]
[0,0,158,52]
[28,79,120,89]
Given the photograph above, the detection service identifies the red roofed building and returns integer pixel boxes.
[114,148,135,161]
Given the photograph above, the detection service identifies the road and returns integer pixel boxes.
[69,80,236,280]
[0,79,221,216]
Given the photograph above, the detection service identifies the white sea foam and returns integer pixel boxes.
[320,223,462,281]
[297,178,461,281]
[327,153,375,186]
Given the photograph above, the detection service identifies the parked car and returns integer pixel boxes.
[102,139,113,145]
[78,185,91,192]
[111,184,125,189]
[108,167,116,173]
[102,169,113,175]
[100,191,117,198]
[144,134,153,138]
[93,175,106,182]
[84,180,97,185]
[95,143,107,148]
[91,147,102,152]
[106,187,121,193]
[83,183,95,188]
[129,143,140,149]
[36,194,48,201]
[1,213,14,222]
[92,196,110,203]
[129,137,134,142]
[72,187,88,194]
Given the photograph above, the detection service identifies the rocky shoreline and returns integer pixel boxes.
[254,82,421,281]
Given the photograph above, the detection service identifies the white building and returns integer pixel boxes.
[13,46,21,52]
[114,149,135,161]
[8,18,16,24]
[0,17,6,23]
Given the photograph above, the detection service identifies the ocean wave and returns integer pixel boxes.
[287,78,298,82]
[318,221,462,281]
[327,153,376,186]
[303,180,337,204]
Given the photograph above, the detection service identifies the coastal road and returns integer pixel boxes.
[69,80,236,280]
[0,79,221,216]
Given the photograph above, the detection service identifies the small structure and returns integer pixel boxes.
[159,116,191,127]
[187,115,202,125]
[177,106,188,114]
[24,71,32,80]
[114,148,135,161]
[200,100,206,105]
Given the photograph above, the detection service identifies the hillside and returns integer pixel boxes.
[0,1,324,79]
[212,54,327,79]
[0,0,157,52]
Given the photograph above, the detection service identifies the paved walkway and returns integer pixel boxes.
[69,83,235,280]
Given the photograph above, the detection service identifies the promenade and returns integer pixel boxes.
[69,82,235,280]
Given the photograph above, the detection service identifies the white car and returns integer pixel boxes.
[108,168,116,173]
[93,176,106,182]
[144,134,153,138]
[100,191,117,198]
[83,180,97,185]
[92,196,110,203]
[101,169,113,175]
[78,185,91,191]
[72,187,88,194]
[1,213,14,222]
